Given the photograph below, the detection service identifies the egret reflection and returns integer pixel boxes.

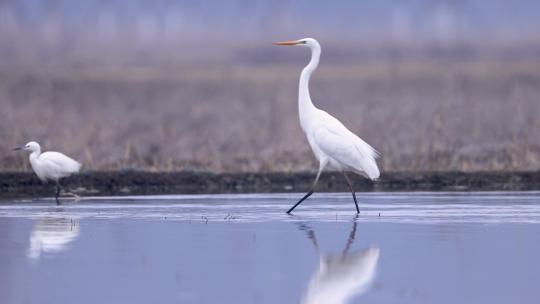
[28,217,80,261]
[298,221,380,304]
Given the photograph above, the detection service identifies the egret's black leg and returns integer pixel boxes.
[287,169,323,214]
[287,189,314,214]
[55,181,62,205]
[343,172,359,214]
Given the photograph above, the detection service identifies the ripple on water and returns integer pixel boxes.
[0,192,539,224]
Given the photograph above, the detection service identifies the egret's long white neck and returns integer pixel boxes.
[299,43,321,127]
[29,148,41,162]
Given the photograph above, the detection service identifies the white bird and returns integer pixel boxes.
[13,141,81,203]
[274,38,380,214]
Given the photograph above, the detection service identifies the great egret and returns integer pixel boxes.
[274,38,380,214]
[13,141,81,203]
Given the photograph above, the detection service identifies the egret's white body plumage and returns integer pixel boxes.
[24,142,81,183]
[275,38,380,213]
[297,38,380,179]
[305,110,380,179]
[14,141,81,203]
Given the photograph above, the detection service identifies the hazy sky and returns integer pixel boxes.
[2,0,540,42]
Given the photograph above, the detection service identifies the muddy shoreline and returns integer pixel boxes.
[1,171,539,199]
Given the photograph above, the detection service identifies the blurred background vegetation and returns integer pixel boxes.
[1,0,540,172]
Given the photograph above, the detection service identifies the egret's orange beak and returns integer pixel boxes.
[273,40,300,46]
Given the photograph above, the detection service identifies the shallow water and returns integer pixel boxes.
[1,192,539,304]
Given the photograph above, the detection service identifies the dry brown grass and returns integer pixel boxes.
[1,54,540,172]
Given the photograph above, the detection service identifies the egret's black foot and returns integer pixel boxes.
[55,184,62,205]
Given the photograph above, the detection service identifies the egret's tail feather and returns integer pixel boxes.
[363,160,380,180]
[373,148,382,159]
[353,139,381,180]
[369,148,381,180]
[75,161,82,173]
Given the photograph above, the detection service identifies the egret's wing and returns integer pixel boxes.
[313,112,380,180]
[40,152,81,177]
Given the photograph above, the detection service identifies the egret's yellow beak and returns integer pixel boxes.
[273,40,300,46]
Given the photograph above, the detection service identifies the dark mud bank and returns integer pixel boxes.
[1,171,540,199]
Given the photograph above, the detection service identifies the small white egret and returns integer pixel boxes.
[274,38,380,214]
[13,141,81,203]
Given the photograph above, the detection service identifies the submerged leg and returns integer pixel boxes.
[53,178,80,202]
[343,172,360,214]
[55,181,62,205]
[287,162,325,214]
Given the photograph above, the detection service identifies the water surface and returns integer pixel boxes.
[1,192,539,304]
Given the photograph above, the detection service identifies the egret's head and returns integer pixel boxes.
[13,141,40,153]
[274,38,319,49]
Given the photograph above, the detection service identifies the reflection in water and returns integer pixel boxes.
[299,221,380,304]
[28,217,80,261]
